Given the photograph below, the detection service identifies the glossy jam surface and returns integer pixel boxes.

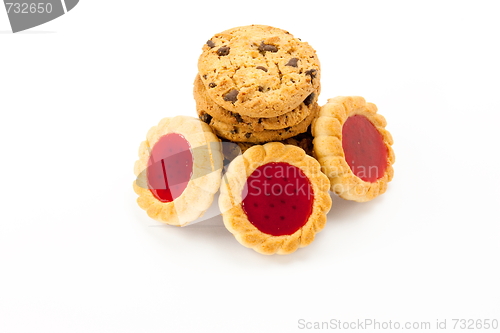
[342,115,387,183]
[147,133,193,202]
[242,162,314,236]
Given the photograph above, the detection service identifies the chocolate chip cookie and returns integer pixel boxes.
[198,25,321,118]
[204,102,319,143]
[194,75,318,132]
[233,130,314,156]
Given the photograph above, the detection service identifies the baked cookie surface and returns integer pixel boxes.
[194,75,317,131]
[312,96,395,202]
[219,142,331,255]
[232,130,314,156]
[133,116,223,226]
[198,25,321,118]
[206,101,318,143]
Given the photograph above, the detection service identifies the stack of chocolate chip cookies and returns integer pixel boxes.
[194,25,321,145]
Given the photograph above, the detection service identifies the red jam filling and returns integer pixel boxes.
[342,115,388,183]
[147,133,193,202]
[242,162,314,236]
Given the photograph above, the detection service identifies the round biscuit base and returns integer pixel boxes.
[133,116,223,226]
[219,142,332,255]
[312,96,395,202]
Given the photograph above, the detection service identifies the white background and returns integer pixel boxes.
[1,1,499,332]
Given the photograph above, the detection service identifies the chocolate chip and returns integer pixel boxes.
[284,127,292,132]
[230,128,238,134]
[256,66,268,72]
[234,113,243,123]
[202,74,207,80]
[305,69,317,79]
[303,93,315,106]
[206,40,215,48]
[258,86,264,92]
[258,41,278,53]
[286,58,299,67]
[208,82,217,88]
[223,89,239,103]
[217,46,230,56]
[245,133,252,139]
[200,113,212,124]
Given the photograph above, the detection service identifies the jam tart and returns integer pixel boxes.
[133,116,223,226]
[312,96,395,202]
[219,142,331,255]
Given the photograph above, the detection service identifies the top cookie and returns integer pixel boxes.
[198,25,321,118]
